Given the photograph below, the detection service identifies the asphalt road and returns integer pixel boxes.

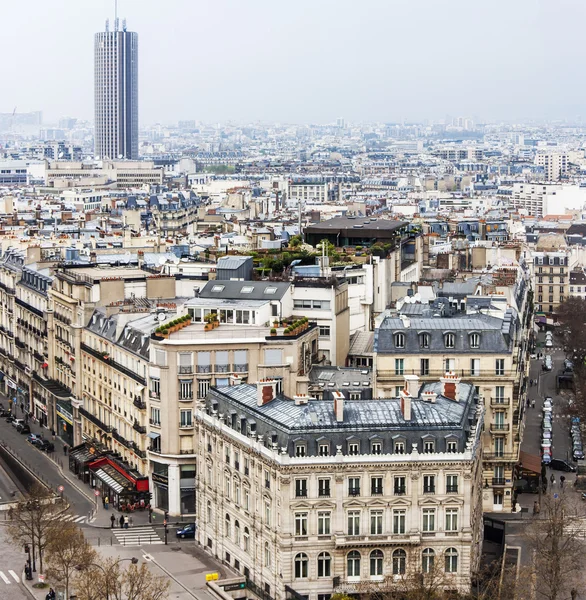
[0,527,32,600]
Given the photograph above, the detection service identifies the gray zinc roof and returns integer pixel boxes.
[199,280,290,301]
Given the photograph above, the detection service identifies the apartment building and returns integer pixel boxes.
[148,318,319,515]
[535,152,568,181]
[374,301,526,512]
[531,249,569,315]
[195,376,484,600]
[150,192,201,236]
[287,181,329,206]
[569,268,586,300]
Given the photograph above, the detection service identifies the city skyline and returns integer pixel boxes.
[2,0,586,125]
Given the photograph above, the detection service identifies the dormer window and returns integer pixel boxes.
[395,333,405,349]
[469,333,480,349]
[419,332,430,349]
[444,333,455,349]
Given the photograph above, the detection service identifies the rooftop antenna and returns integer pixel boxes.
[114,0,119,31]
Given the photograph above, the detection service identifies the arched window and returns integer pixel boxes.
[243,527,250,553]
[207,500,212,522]
[370,549,384,577]
[347,550,361,578]
[469,332,480,349]
[317,552,331,578]
[294,553,309,579]
[445,548,458,573]
[234,520,240,545]
[225,514,231,539]
[422,548,435,573]
[264,542,271,567]
[234,480,241,505]
[392,549,406,575]
[420,332,430,349]
[395,333,405,349]
[444,333,455,349]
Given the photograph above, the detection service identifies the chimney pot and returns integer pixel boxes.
[332,391,344,422]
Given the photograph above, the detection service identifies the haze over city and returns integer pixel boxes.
[2,0,586,124]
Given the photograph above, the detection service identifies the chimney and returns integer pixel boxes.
[403,374,420,398]
[257,379,277,407]
[440,372,461,401]
[230,374,242,386]
[421,390,437,403]
[399,388,412,421]
[332,391,344,422]
[294,394,309,406]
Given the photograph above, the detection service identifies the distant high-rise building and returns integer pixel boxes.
[94,18,138,160]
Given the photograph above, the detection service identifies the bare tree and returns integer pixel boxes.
[524,493,585,600]
[74,556,170,600]
[45,521,96,599]
[7,483,62,574]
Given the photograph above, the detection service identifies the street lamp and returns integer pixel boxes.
[77,557,138,600]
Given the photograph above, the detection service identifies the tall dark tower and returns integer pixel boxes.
[94,16,138,160]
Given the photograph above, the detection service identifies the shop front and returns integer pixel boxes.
[150,461,196,516]
[152,467,169,512]
[88,456,149,511]
[56,401,74,447]
[69,443,105,484]
[32,392,48,427]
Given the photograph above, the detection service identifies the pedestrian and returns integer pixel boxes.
[124,515,129,529]
[51,429,55,441]
[63,444,68,456]
[550,473,556,486]
[532,400,536,408]
[129,515,133,527]
[110,514,115,528]
[533,501,538,515]
[119,515,124,528]
[560,475,565,488]
[102,496,106,508]
[527,398,530,408]
[104,496,109,510]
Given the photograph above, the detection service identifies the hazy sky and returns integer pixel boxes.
[2,0,585,125]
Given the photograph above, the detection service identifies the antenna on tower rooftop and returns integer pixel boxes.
[114,0,119,31]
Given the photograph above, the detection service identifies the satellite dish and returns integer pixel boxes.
[158,256,166,266]
[118,154,123,159]
[158,312,166,322]
[58,152,64,159]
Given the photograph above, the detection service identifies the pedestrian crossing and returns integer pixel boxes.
[112,526,163,546]
[0,570,20,585]
[563,518,586,538]
[50,513,88,524]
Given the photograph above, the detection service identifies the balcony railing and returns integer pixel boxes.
[133,397,146,410]
[348,487,361,496]
[233,363,248,373]
[446,485,459,493]
[295,489,307,498]
[133,422,147,434]
[377,369,519,379]
[492,478,506,486]
[490,398,511,407]
[394,487,406,495]
[484,452,517,461]
[490,423,510,432]
[371,487,383,495]
[80,343,146,386]
[79,407,112,432]
[178,366,193,374]
[179,394,194,401]
[196,365,211,374]
[215,364,230,373]
[423,487,436,494]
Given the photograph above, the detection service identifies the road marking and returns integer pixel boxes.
[8,570,19,583]
[74,516,86,522]
[0,571,11,584]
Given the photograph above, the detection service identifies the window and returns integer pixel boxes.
[420,358,429,376]
[494,437,504,457]
[295,512,308,536]
[295,479,307,498]
[394,476,406,495]
[423,440,434,453]
[392,549,406,575]
[495,359,505,375]
[225,514,231,539]
[318,478,331,497]
[319,325,331,337]
[446,475,458,493]
[150,407,161,426]
[240,286,254,294]
[470,358,480,376]
[243,527,250,552]
[197,379,210,399]
[349,392,361,400]
[347,551,361,578]
[422,548,435,573]
[420,333,430,349]
[371,476,383,495]
[371,442,382,455]
[265,501,271,524]
[179,409,192,428]
[444,333,455,348]
[318,511,331,535]
[470,333,480,348]
[422,509,435,532]
[395,358,404,375]
[370,510,383,535]
[370,550,384,577]
[348,477,360,496]
[295,443,307,457]
[348,511,360,536]
[494,386,505,402]
[264,348,283,366]
[178,353,193,374]
[445,509,458,532]
[394,441,405,454]
[423,475,435,494]
[348,442,359,455]
[395,333,405,348]
[179,380,193,399]
[211,285,225,293]
[393,510,405,534]
[317,552,332,578]
[234,520,241,545]
[394,386,402,398]
[264,543,271,567]
[264,286,278,295]
[444,358,455,372]
[150,378,160,397]
[264,470,271,489]
[318,443,329,456]
[445,548,458,573]
[494,465,505,485]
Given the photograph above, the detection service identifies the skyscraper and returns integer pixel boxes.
[94,18,138,160]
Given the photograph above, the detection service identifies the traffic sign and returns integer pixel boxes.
[94,490,100,497]
[57,485,64,492]
[38,574,45,583]
[554,493,559,499]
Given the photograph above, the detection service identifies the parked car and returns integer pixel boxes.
[543,356,553,371]
[542,419,553,431]
[176,523,196,539]
[573,448,585,461]
[545,338,553,347]
[26,433,41,445]
[5,415,14,424]
[542,430,552,440]
[564,359,575,372]
[12,419,24,429]
[17,423,31,434]
[38,440,54,453]
[550,458,577,472]
[542,452,552,465]
[543,399,553,411]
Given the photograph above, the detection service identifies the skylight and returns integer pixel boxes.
[241,286,254,294]
[264,286,278,295]
[211,285,225,293]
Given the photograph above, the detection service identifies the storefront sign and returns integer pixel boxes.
[152,472,168,485]
[33,398,47,412]
[7,379,16,390]
[56,405,73,425]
